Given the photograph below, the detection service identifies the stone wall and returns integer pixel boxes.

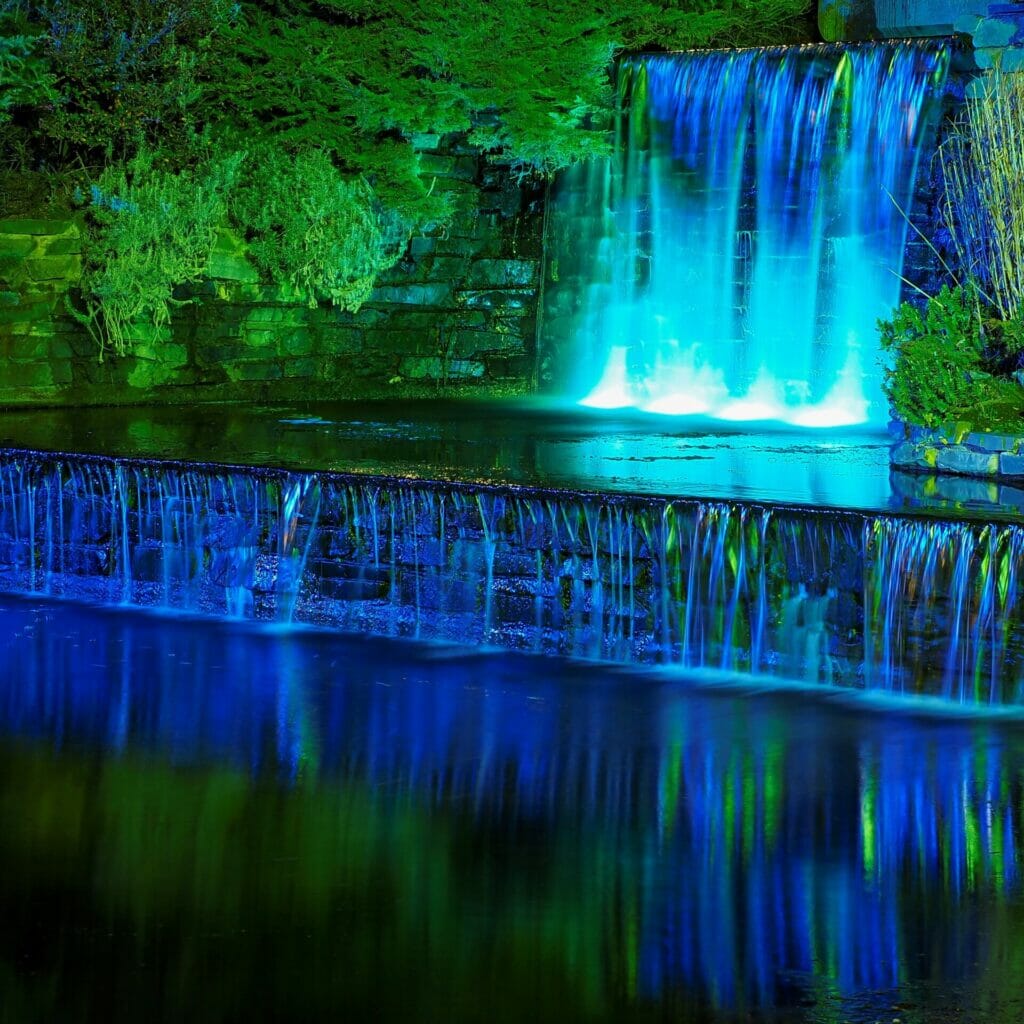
[820,0,1024,70]
[0,143,543,408]
[3,449,1024,704]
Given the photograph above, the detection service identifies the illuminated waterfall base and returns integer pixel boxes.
[2,450,1024,706]
[547,42,949,426]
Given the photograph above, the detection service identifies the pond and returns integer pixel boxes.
[1,593,1022,1023]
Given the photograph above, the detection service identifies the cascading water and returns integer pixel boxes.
[546,41,950,426]
[2,451,1024,706]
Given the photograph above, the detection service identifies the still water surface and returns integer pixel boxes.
[1,594,1023,1023]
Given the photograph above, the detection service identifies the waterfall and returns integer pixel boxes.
[546,41,950,426]
[1,451,1023,706]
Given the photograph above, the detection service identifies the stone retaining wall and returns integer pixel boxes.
[2,449,1023,703]
[820,0,1024,70]
[0,143,543,408]
[892,423,1024,478]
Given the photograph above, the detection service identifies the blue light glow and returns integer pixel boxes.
[548,42,950,426]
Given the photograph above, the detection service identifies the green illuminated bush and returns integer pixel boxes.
[883,66,1024,432]
[72,148,242,358]
[231,148,421,310]
[879,285,1024,430]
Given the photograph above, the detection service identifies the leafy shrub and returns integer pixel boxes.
[72,147,242,358]
[13,0,234,163]
[0,18,59,128]
[231,148,418,310]
[879,284,1024,430]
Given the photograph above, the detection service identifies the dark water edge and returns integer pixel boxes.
[1,594,1024,1024]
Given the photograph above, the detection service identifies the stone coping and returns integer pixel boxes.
[891,422,1024,479]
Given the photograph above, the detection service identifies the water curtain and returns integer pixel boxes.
[548,42,950,426]
[1,451,1022,705]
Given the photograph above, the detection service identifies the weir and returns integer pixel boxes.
[1,450,1023,706]
[545,41,950,425]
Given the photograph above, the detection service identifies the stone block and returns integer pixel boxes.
[127,359,181,389]
[998,484,1024,507]
[0,362,58,387]
[24,255,81,282]
[226,361,283,382]
[456,288,535,314]
[999,452,1024,476]
[48,338,74,360]
[423,257,471,283]
[130,342,188,368]
[318,327,364,355]
[242,329,279,350]
[206,251,259,283]
[398,356,485,380]
[478,185,523,218]
[411,133,442,151]
[370,283,454,306]
[123,322,173,346]
[242,306,306,327]
[468,258,539,288]
[0,299,55,325]
[39,234,83,256]
[0,235,35,259]
[418,154,458,177]
[409,236,436,257]
[283,358,318,378]
[349,307,387,326]
[935,446,998,477]
[364,328,439,356]
[965,431,1021,453]
[453,329,525,357]
[278,329,314,357]
[484,354,533,379]
[0,218,74,235]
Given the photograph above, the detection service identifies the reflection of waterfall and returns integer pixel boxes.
[547,42,949,426]
[2,452,1024,704]
[2,593,1024,1016]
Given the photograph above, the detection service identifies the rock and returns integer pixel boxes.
[0,236,35,260]
[468,259,539,288]
[965,431,1021,453]
[398,356,485,380]
[999,452,1024,477]
[0,218,75,235]
[24,255,81,282]
[935,446,998,477]
[370,283,454,306]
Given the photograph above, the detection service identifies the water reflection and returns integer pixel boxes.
[1,595,1024,1023]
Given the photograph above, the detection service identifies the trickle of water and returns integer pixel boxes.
[546,42,950,426]
[1,452,1023,706]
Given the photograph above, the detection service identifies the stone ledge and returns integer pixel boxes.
[891,422,1024,479]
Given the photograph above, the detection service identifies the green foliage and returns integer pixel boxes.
[0,17,59,129]
[940,66,1024,324]
[880,284,1024,431]
[204,1,814,176]
[231,148,413,310]
[13,0,235,162]
[3,0,816,359]
[72,148,242,358]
